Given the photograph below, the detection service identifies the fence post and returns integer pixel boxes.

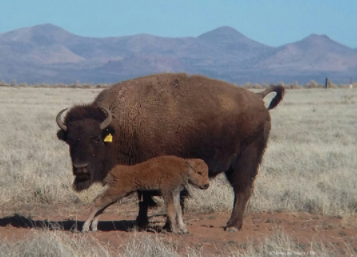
[325,78,329,89]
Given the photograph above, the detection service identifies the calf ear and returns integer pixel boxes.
[185,159,195,168]
[57,130,67,141]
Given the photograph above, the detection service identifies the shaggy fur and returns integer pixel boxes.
[81,156,209,234]
[56,73,285,232]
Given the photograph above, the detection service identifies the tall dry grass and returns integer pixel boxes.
[0,229,354,257]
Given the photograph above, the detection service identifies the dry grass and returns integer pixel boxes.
[1,87,356,256]
[0,230,110,257]
[0,229,354,257]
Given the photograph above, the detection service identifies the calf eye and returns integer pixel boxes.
[197,171,203,175]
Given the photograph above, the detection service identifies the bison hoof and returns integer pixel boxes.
[163,221,170,231]
[224,226,239,232]
[135,217,149,230]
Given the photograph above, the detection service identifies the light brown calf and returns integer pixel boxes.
[82,155,209,234]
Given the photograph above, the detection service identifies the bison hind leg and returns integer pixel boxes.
[224,127,269,232]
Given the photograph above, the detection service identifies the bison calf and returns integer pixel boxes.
[82,155,209,234]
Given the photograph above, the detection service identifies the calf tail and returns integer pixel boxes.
[256,85,285,110]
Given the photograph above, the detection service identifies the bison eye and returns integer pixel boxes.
[66,138,74,144]
[92,136,101,143]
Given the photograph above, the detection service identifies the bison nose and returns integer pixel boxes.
[73,163,89,169]
[73,163,89,175]
[201,184,209,190]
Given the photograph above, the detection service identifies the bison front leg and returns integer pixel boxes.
[135,192,156,230]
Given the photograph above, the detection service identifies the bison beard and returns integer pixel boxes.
[73,177,92,192]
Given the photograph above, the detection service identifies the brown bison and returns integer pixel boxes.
[82,156,209,234]
[56,73,284,232]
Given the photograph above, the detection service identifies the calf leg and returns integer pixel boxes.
[91,201,116,232]
[174,193,188,234]
[163,192,179,234]
[163,188,188,230]
[82,196,113,233]
[82,189,127,233]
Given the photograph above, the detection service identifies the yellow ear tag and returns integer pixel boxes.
[104,133,113,142]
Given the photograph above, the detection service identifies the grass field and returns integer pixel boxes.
[0,86,356,256]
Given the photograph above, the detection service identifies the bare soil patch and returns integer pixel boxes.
[1,204,356,256]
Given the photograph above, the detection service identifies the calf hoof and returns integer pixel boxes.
[81,225,90,233]
[179,225,188,234]
[92,228,98,232]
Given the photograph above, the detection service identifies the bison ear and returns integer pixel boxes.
[57,130,67,141]
[101,126,115,140]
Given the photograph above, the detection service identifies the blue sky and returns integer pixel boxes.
[1,0,356,48]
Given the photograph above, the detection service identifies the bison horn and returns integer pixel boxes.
[56,108,68,131]
[99,107,112,130]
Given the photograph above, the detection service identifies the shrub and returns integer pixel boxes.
[253,83,262,89]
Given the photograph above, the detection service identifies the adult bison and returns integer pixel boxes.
[56,73,284,232]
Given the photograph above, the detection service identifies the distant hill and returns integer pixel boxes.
[0,24,356,84]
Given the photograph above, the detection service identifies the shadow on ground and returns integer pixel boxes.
[0,214,136,232]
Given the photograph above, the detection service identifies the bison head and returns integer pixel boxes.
[56,105,114,192]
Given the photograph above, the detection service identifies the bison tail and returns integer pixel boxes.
[257,85,285,110]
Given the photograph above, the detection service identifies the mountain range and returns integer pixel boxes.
[0,24,356,85]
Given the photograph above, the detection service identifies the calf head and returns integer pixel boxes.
[185,159,210,190]
[56,105,114,191]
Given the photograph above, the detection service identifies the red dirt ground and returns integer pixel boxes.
[0,204,356,255]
